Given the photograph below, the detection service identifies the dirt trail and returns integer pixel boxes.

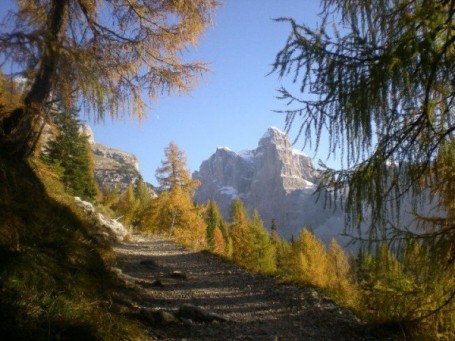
[113,234,383,340]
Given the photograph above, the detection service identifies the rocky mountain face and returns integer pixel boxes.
[91,143,142,192]
[81,125,155,195]
[193,127,346,245]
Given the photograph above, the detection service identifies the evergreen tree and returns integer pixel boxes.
[43,108,96,200]
[204,200,224,252]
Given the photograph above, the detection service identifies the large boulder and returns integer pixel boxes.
[74,196,128,242]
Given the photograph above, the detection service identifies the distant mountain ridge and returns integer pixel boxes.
[193,127,347,245]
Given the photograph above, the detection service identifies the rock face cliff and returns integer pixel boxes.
[82,125,154,195]
[193,128,346,244]
[91,143,142,192]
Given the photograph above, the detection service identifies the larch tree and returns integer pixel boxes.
[248,210,277,274]
[212,225,226,255]
[0,0,218,158]
[116,183,140,227]
[142,142,205,249]
[156,141,200,195]
[229,198,252,266]
[294,229,329,288]
[326,239,358,307]
[272,0,454,276]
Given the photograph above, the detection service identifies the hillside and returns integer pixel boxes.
[0,157,148,340]
[0,157,398,341]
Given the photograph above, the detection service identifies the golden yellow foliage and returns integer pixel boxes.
[326,239,358,308]
[141,186,206,250]
[294,229,328,288]
[213,227,226,256]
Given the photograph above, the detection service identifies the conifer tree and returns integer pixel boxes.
[43,108,96,200]
[248,210,277,274]
[294,229,328,288]
[101,184,121,211]
[204,200,224,252]
[156,142,200,195]
[213,227,226,256]
[270,218,281,245]
[116,183,140,227]
[133,180,154,225]
[274,2,455,330]
[275,238,293,279]
[326,239,358,307]
[273,0,454,251]
[141,143,205,249]
[229,198,252,266]
[142,186,206,249]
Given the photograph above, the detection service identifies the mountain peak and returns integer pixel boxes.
[193,127,336,243]
[216,146,234,153]
[258,127,291,150]
[261,126,286,140]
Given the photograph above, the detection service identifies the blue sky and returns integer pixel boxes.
[87,1,326,185]
[0,1,329,185]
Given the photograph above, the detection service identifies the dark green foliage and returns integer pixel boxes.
[270,218,281,245]
[43,108,96,200]
[204,200,224,251]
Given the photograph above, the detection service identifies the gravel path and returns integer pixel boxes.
[112,234,385,340]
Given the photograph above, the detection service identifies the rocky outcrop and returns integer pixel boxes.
[83,125,156,195]
[193,127,346,245]
[74,196,128,241]
[91,143,142,192]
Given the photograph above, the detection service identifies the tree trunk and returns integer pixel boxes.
[0,0,68,159]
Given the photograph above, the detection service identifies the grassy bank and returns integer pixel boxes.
[0,157,147,340]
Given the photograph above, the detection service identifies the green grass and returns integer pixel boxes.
[0,157,147,340]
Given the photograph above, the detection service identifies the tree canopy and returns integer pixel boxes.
[0,0,218,157]
[273,0,454,255]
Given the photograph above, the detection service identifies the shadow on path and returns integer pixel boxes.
[113,234,380,341]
